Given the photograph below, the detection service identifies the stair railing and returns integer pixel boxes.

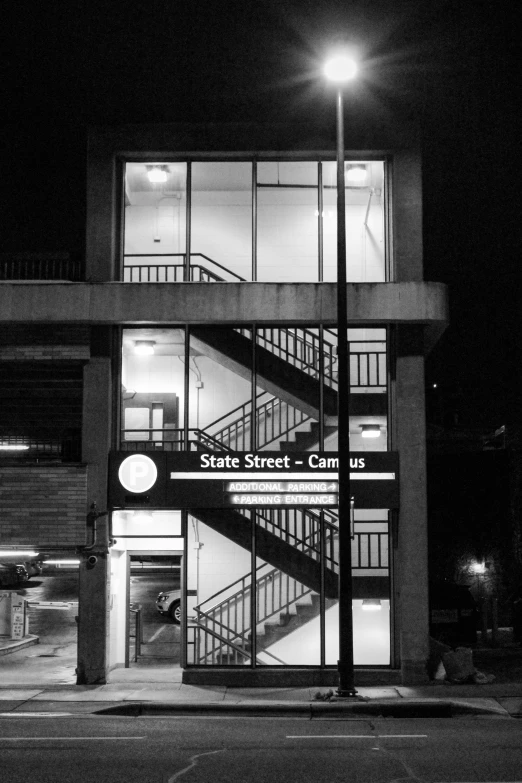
[198,392,310,452]
[192,511,388,665]
[123,253,246,282]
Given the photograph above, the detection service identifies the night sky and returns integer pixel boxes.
[2,0,520,431]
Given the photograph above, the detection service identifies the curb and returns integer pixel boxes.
[94,699,509,719]
[0,636,39,657]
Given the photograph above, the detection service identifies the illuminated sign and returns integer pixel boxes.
[118,454,158,494]
[109,451,399,510]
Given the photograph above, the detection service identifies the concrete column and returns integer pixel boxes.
[393,149,423,283]
[76,328,114,684]
[394,326,430,684]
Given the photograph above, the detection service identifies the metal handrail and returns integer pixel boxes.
[129,605,142,663]
[123,252,246,282]
[192,509,388,666]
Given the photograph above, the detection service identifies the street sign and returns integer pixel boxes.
[109,451,399,509]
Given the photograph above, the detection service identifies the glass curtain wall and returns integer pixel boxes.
[119,325,390,667]
[123,163,187,282]
[257,162,319,281]
[123,160,386,283]
[191,163,252,281]
[121,328,186,450]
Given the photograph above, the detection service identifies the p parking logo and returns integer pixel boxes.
[118,454,158,494]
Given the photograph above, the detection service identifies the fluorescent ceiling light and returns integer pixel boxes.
[0,551,39,558]
[362,599,382,611]
[0,444,30,450]
[134,340,155,355]
[45,559,80,565]
[361,424,381,438]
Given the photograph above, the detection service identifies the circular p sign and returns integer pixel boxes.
[118,454,158,494]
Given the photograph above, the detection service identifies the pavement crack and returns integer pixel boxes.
[166,749,226,782]
[378,746,428,783]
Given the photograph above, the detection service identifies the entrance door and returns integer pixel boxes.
[127,554,182,668]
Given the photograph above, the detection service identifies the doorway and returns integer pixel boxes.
[127,554,182,669]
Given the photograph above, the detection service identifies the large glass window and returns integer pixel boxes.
[123,163,187,282]
[119,324,392,668]
[123,159,386,283]
[191,163,252,281]
[188,327,253,451]
[121,328,185,450]
[257,162,319,281]
[322,161,386,282]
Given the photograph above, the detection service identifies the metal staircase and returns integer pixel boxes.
[187,508,389,665]
[120,255,388,665]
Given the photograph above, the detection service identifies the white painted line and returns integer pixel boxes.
[171,472,394,480]
[147,624,167,644]
[0,713,73,717]
[286,734,428,739]
[0,737,146,740]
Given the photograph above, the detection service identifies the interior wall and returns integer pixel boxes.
[187,517,251,607]
[260,600,390,666]
[108,547,128,670]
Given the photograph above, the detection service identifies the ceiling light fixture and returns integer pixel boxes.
[345,163,367,184]
[146,165,169,184]
[0,443,30,450]
[362,599,382,611]
[0,550,39,558]
[361,424,381,438]
[134,340,155,356]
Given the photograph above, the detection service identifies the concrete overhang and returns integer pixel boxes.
[0,281,448,352]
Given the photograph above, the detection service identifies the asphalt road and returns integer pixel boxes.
[1,714,521,783]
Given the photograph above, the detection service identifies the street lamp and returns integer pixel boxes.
[324,52,358,698]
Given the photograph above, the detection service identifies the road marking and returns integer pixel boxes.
[0,736,146,741]
[147,624,167,643]
[286,734,428,739]
[0,713,74,717]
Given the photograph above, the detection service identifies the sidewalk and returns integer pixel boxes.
[1,638,521,719]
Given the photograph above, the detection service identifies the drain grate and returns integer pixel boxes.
[37,654,59,658]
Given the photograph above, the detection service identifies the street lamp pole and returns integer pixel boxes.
[325,54,358,697]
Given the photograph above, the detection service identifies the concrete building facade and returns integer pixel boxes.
[0,122,448,686]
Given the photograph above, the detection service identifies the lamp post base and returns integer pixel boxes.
[337,660,358,697]
[335,686,359,698]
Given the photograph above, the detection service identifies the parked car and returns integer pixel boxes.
[156,589,181,623]
[24,561,43,578]
[0,563,29,588]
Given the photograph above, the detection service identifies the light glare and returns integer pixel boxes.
[324,55,357,83]
[147,166,168,184]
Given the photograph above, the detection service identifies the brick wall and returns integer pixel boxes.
[0,466,88,546]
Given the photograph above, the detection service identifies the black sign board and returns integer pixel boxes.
[109,451,399,510]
